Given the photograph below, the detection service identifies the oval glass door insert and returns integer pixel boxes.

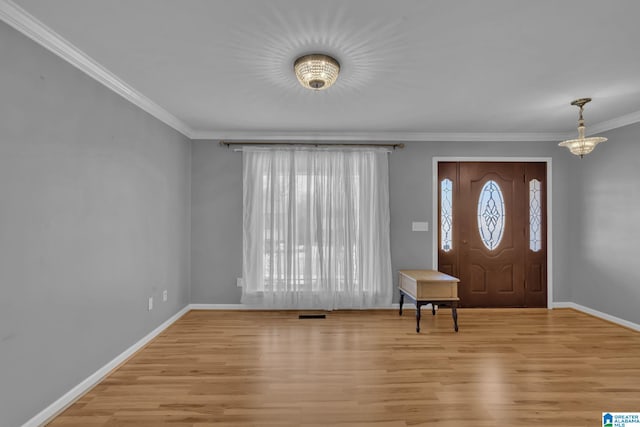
[477,180,505,250]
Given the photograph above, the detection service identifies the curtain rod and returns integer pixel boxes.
[219,140,405,150]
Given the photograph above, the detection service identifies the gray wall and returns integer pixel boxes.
[0,22,191,427]
[568,122,640,324]
[191,142,242,303]
[191,140,574,304]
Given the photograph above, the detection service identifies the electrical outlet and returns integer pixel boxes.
[162,290,168,302]
[148,297,153,311]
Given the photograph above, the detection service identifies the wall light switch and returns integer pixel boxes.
[412,221,429,231]
[148,297,153,311]
[162,290,168,302]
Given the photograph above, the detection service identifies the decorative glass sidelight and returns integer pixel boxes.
[477,180,505,250]
[529,179,542,252]
[441,179,453,252]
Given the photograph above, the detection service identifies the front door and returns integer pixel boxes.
[438,162,547,307]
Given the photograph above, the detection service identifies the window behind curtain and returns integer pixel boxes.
[263,172,361,291]
[241,147,392,310]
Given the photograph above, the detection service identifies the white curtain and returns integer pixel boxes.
[241,146,392,310]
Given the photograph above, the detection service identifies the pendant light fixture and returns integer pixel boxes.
[294,54,340,90]
[558,98,607,158]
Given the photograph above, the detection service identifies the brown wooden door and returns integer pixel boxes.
[438,162,547,308]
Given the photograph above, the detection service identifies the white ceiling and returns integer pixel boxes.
[3,0,640,141]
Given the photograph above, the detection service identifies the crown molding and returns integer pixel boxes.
[191,129,569,142]
[2,0,639,143]
[587,109,640,136]
[0,0,193,138]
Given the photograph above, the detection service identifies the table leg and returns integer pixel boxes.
[399,292,404,316]
[451,301,459,332]
[415,302,422,333]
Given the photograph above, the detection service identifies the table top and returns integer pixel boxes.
[398,270,460,283]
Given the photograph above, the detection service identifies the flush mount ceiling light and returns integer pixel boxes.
[558,98,607,158]
[294,54,340,90]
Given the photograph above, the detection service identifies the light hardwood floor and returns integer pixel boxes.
[47,308,640,426]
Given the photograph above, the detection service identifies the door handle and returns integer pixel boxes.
[462,240,468,244]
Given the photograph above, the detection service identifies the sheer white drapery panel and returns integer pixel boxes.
[242,147,392,309]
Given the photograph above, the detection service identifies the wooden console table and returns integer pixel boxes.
[398,270,460,333]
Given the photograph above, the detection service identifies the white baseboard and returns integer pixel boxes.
[551,301,574,309]
[189,303,251,310]
[189,303,405,310]
[552,301,640,331]
[22,305,191,427]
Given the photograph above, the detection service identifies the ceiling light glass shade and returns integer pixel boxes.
[294,54,340,90]
[558,134,607,157]
[559,98,607,158]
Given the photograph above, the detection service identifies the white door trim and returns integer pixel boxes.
[431,157,553,309]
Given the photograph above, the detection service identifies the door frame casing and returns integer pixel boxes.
[431,157,553,309]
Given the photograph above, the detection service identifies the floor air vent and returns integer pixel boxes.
[298,314,326,319]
